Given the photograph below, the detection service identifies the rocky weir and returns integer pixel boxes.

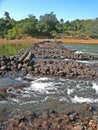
[0,41,98,78]
[0,41,98,129]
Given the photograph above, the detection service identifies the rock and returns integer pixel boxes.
[27,66,32,74]
[18,122,26,129]
[0,41,97,79]
[0,66,6,71]
[18,63,22,70]
[2,107,98,130]
[89,120,96,128]
[23,51,32,62]
[14,83,26,89]
[0,88,7,100]
[72,125,82,130]
[18,51,28,62]
[21,68,27,75]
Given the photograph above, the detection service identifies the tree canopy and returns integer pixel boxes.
[0,11,98,39]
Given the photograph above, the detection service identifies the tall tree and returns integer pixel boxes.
[4,12,11,20]
[39,12,58,32]
[17,15,38,37]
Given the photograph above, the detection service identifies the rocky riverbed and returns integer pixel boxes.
[0,41,98,129]
[1,105,98,130]
[0,41,98,79]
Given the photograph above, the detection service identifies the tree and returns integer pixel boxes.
[88,18,98,38]
[39,12,58,33]
[17,15,38,37]
[0,17,13,38]
[0,11,98,39]
[4,12,11,21]
[6,27,23,39]
[60,19,64,24]
[36,22,50,36]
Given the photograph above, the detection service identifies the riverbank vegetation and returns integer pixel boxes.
[0,42,32,56]
[0,12,98,40]
[0,37,98,56]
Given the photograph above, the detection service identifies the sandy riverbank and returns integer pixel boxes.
[61,38,98,44]
[0,37,98,44]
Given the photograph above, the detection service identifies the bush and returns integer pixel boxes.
[6,27,23,40]
[89,33,98,39]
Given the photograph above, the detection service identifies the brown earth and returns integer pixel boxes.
[61,38,98,44]
[0,37,98,45]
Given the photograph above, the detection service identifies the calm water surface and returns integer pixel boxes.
[64,43,98,55]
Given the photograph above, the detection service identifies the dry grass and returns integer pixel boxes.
[0,37,54,45]
[0,37,55,56]
[0,37,98,45]
[61,38,98,44]
[0,37,98,56]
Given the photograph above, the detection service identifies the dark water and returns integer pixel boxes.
[0,43,98,112]
[64,43,98,55]
[0,77,19,88]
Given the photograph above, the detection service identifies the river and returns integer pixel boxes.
[0,43,98,113]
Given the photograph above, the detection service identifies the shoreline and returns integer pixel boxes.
[61,38,98,44]
[0,37,98,44]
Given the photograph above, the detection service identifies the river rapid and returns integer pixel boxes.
[0,43,98,113]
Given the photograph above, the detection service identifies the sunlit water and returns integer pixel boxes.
[64,43,98,56]
[0,43,98,111]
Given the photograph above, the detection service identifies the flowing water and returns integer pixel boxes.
[0,43,98,112]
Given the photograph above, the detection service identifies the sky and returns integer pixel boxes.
[0,0,98,21]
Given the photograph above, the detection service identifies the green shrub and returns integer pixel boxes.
[0,43,32,56]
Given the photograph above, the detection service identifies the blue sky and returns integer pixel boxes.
[0,0,98,21]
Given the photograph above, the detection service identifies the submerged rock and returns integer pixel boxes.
[1,106,98,130]
[0,41,98,79]
[0,88,7,100]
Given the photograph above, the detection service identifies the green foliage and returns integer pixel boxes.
[89,33,98,39]
[36,22,50,36]
[39,12,58,34]
[0,43,32,56]
[0,12,98,39]
[16,15,38,37]
[6,27,23,39]
[0,18,13,38]
[87,18,98,39]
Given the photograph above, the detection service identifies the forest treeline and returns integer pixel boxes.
[0,12,98,39]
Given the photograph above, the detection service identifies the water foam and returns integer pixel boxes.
[76,60,98,65]
[0,101,8,104]
[29,77,53,93]
[67,88,74,95]
[19,100,38,105]
[71,96,93,103]
[93,82,98,94]
[75,51,83,54]
[71,95,98,104]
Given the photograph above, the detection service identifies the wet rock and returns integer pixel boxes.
[32,60,98,79]
[0,88,7,100]
[0,107,97,130]
[0,41,97,79]
[21,68,27,75]
[18,122,26,129]
[72,125,82,130]
[0,66,6,71]
[24,51,32,62]
[18,51,28,62]
[18,63,23,70]
[14,83,26,89]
